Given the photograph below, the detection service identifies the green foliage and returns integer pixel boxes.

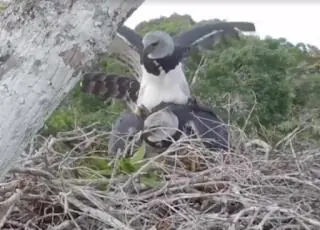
[43,86,126,135]
[101,55,134,75]
[78,143,162,189]
[193,36,303,128]
[292,73,320,109]
[40,13,320,191]
[43,58,130,136]
[0,4,8,12]
[118,143,146,173]
[116,143,162,188]
[140,171,162,188]
[85,157,113,177]
[46,13,320,148]
[130,143,146,163]
[135,13,195,36]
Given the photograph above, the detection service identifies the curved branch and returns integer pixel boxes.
[0,0,145,180]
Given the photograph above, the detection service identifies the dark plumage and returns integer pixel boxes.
[142,44,189,76]
[142,102,230,152]
[117,21,256,63]
[108,111,144,156]
[81,21,256,107]
[83,22,252,155]
[107,100,230,156]
[81,73,140,104]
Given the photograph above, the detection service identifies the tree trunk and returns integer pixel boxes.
[0,0,144,180]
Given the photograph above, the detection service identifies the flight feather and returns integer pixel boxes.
[81,72,140,103]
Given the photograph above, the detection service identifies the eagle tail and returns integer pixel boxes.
[81,72,140,103]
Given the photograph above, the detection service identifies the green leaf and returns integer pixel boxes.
[95,169,113,177]
[130,143,146,163]
[118,158,138,174]
[140,172,162,188]
[0,4,8,12]
[117,144,147,174]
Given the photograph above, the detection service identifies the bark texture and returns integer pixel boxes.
[0,0,144,180]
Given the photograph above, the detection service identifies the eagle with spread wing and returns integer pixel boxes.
[82,22,256,111]
[81,21,256,155]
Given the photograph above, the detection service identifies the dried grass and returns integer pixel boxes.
[1,123,320,230]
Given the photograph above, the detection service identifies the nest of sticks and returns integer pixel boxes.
[1,123,320,230]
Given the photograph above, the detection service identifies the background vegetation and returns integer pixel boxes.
[45,13,320,147]
[2,13,320,230]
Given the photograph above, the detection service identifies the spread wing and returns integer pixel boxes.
[116,26,143,57]
[152,102,230,152]
[187,104,230,151]
[81,72,140,105]
[110,22,255,78]
[108,26,143,80]
[173,21,256,51]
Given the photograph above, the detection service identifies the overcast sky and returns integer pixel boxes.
[124,1,320,48]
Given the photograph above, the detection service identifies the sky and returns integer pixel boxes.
[124,1,320,48]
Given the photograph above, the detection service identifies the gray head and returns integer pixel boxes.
[142,31,175,59]
[142,109,179,143]
[108,112,144,156]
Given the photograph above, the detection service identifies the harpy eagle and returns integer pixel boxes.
[141,102,230,153]
[105,101,230,156]
[83,22,256,112]
[82,22,255,155]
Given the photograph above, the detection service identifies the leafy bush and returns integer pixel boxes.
[45,13,320,145]
[193,37,304,127]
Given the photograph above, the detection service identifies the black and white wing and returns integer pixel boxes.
[111,22,256,73]
[116,26,143,58]
[173,21,256,52]
[108,26,143,80]
[81,73,140,105]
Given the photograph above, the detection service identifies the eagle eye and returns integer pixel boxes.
[151,41,159,47]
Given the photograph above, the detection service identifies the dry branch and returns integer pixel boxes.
[0,124,319,229]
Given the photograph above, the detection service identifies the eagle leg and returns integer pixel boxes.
[135,104,151,119]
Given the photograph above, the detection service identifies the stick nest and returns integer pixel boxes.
[1,123,320,230]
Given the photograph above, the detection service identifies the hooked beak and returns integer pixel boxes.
[141,125,160,140]
[143,42,158,56]
[143,45,154,56]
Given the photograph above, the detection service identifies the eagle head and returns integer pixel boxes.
[142,108,179,145]
[142,31,175,59]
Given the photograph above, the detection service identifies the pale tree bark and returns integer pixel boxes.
[0,0,144,180]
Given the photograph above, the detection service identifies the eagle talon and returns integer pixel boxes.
[135,105,151,119]
[187,97,198,106]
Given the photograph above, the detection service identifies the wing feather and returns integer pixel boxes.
[81,73,140,104]
[117,26,143,54]
[151,102,230,151]
[108,26,143,80]
[173,21,256,47]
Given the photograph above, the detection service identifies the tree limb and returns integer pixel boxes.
[0,0,144,180]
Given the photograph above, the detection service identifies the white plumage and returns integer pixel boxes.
[137,63,190,111]
[102,22,256,155]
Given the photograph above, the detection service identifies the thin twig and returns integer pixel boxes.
[67,196,134,230]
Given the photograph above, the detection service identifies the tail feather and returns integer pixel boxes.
[81,72,140,103]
